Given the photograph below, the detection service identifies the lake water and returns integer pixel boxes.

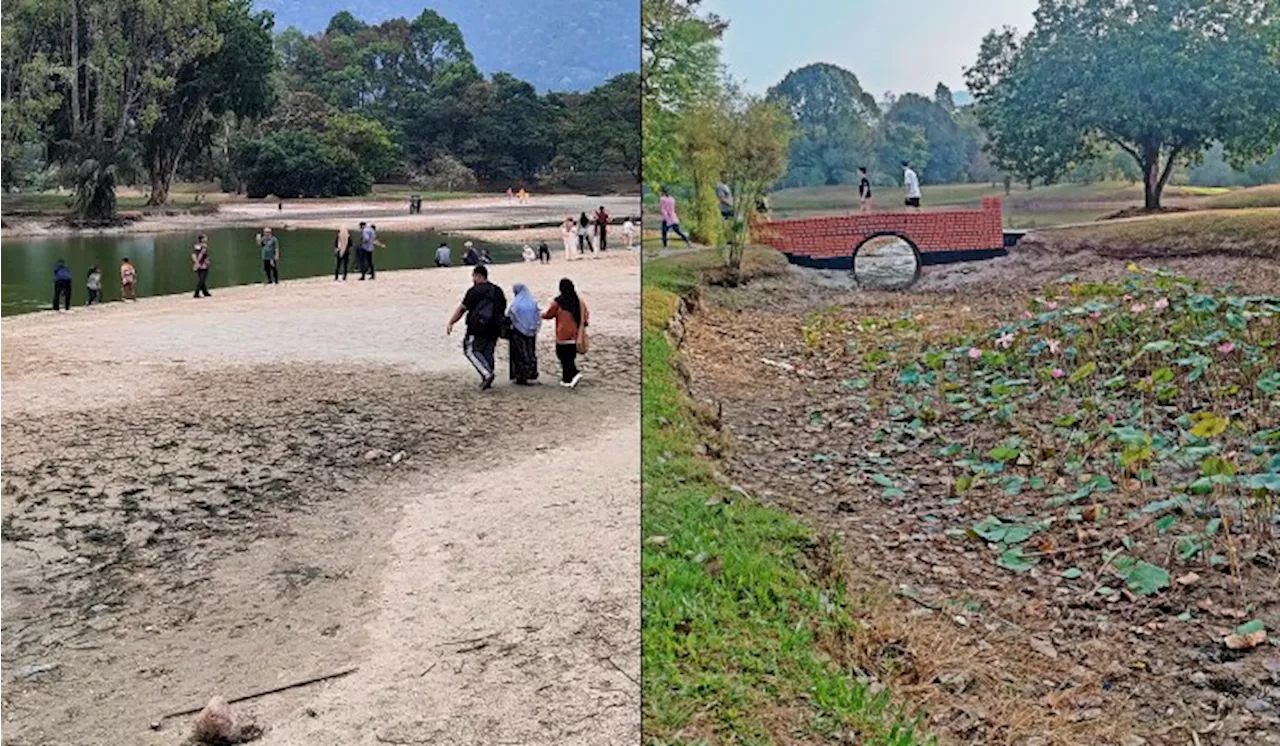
[0,228,519,316]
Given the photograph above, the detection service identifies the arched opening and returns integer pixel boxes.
[852,232,922,290]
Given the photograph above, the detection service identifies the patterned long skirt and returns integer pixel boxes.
[508,332,539,383]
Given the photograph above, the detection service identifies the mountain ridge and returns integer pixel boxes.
[254,0,638,92]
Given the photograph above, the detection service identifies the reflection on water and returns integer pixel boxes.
[853,235,920,291]
[0,228,518,316]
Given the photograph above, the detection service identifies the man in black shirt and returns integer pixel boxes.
[447,265,507,390]
[858,166,873,212]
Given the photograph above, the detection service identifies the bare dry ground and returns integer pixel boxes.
[1,194,641,238]
[678,251,1280,746]
[0,253,640,745]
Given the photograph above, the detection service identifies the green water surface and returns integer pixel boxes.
[1,228,519,315]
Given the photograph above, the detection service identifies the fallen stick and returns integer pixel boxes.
[157,667,359,723]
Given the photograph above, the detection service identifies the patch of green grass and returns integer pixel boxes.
[642,259,932,745]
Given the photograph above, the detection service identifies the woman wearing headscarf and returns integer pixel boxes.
[541,278,588,388]
[506,283,541,385]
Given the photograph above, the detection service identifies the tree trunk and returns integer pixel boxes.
[148,164,170,206]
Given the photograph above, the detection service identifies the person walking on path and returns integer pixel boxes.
[192,234,212,298]
[659,188,692,249]
[542,278,588,388]
[120,257,138,301]
[334,227,351,280]
[577,211,592,255]
[258,227,280,284]
[858,166,873,212]
[52,259,72,312]
[447,264,507,391]
[537,241,551,263]
[435,242,452,267]
[716,174,734,220]
[594,205,611,251]
[506,282,541,385]
[622,217,637,250]
[902,161,922,210]
[86,265,102,306]
[561,217,577,261]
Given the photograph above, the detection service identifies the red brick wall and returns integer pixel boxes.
[758,197,1004,260]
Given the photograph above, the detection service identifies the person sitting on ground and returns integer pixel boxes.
[522,244,536,262]
[462,241,481,266]
[480,247,493,265]
[537,241,551,263]
[542,278,588,389]
[446,264,507,391]
[53,259,73,312]
[86,265,102,306]
[435,242,452,267]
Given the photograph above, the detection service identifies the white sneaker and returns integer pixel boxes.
[569,373,582,388]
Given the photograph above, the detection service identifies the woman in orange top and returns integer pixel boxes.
[542,278,588,388]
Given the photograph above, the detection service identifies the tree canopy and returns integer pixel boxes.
[966,0,1280,208]
[766,63,879,188]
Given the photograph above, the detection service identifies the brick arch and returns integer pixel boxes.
[757,197,1006,270]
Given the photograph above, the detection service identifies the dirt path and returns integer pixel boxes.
[1,194,641,238]
[0,254,639,745]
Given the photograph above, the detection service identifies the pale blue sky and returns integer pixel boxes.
[702,0,1037,99]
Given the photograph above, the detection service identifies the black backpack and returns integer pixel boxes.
[469,286,502,335]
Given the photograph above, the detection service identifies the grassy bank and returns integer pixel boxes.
[1029,207,1280,259]
[641,253,931,745]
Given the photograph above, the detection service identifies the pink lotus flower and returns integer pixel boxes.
[1052,368,1065,379]
[1218,341,1235,354]
[968,347,983,360]
[1046,338,1061,354]
[1131,303,1147,313]
[1154,298,1169,311]
[1089,311,1103,320]
[1023,310,1033,320]
[1046,301,1059,310]
[997,332,1016,349]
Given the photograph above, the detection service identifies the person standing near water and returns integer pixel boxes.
[658,187,692,249]
[561,216,577,261]
[447,264,507,391]
[120,257,138,301]
[86,265,102,306]
[622,217,636,250]
[358,222,381,280]
[334,227,351,281]
[594,205,610,251]
[258,227,280,284]
[577,211,592,254]
[52,259,72,312]
[192,234,212,298]
[542,278,588,388]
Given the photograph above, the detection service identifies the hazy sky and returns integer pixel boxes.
[701,0,1037,98]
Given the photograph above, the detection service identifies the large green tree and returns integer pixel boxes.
[142,0,276,205]
[767,63,880,188]
[561,72,642,181]
[641,0,726,188]
[967,0,1280,209]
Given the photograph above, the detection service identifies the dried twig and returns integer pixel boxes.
[158,666,358,722]
[601,656,638,687]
